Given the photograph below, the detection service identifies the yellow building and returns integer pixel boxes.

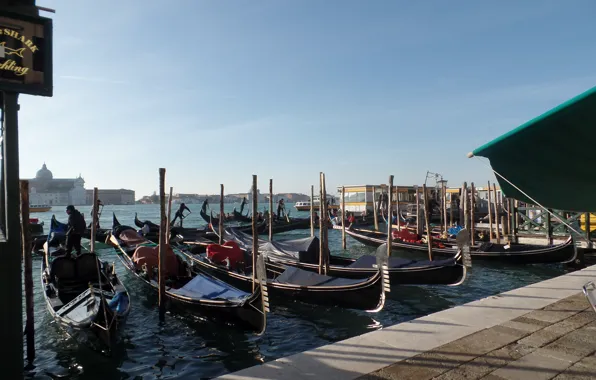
[337,185,418,215]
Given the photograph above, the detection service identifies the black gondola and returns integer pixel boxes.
[221,228,466,285]
[134,212,216,243]
[176,234,391,312]
[41,226,131,348]
[109,214,269,334]
[50,214,111,245]
[232,209,252,223]
[346,227,577,264]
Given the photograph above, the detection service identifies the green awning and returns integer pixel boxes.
[469,84,596,212]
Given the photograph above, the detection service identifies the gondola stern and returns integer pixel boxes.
[254,255,270,335]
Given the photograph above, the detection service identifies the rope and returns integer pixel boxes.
[473,156,588,243]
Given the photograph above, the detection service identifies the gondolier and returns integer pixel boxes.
[171,203,191,226]
[65,205,86,255]
[277,198,286,220]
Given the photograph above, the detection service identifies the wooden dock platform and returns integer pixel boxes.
[217,265,596,380]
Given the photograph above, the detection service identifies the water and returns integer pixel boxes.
[24,203,570,379]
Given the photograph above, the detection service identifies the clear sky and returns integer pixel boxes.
[18,0,596,197]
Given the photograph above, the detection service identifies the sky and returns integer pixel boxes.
[15,0,596,197]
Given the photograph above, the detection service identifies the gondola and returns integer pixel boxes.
[109,214,269,334]
[41,224,131,348]
[176,232,390,312]
[345,227,577,264]
[232,209,252,223]
[221,227,466,285]
[50,215,111,244]
[134,213,216,243]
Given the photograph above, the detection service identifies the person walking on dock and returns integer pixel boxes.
[65,205,86,255]
[277,198,286,220]
[171,203,191,227]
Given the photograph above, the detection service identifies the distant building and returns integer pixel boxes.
[86,189,135,205]
[28,163,86,206]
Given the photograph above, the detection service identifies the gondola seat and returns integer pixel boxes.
[132,245,180,277]
[50,255,78,289]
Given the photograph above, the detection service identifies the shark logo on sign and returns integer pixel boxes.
[0,28,38,76]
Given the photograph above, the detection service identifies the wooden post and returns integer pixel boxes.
[269,179,273,241]
[319,173,325,274]
[546,209,553,245]
[341,186,346,249]
[492,183,500,244]
[463,183,468,231]
[504,197,511,236]
[166,187,173,244]
[422,184,433,261]
[158,168,167,321]
[449,190,454,228]
[387,176,394,258]
[219,184,225,245]
[501,216,506,243]
[442,182,447,234]
[373,185,379,231]
[91,187,98,252]
[20,180,34,361]
[310,185,315,237]
[321,173,329,274]
[395,186,401,231]
[487,181,494,241]
[470,183,475,245]
[415,186,421,235]
[251,175,258,291]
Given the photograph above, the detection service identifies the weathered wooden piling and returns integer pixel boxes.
[492,183,500,244]
[90,187,98,252]
[373,185,379,231]
[461,182,468,229]
[321,173,329,274]
[396,186,401,231]
[251,175,258,291]
[470,182,475,245]
[269,179,273,241]
[415,185,421,234]
[158,168,167,320]
[166,187,173,244]
[585,212,591,244]
[310,185,315,237]
[219,184,224,245]
[20,180,34,361]
[422,184,433,261]
[341,186,346,250]
[442,181,448,233]
[487,181,494,241]
[546,209,552,245]
[387,176,394,258]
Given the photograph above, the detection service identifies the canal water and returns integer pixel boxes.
[24,203,569,379]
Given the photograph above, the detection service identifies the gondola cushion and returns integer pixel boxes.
[76,253,101,283]
[132,245,180,276]
[50,255,77,285]
[206,241,244,269]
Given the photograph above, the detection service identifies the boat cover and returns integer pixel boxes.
[224,228,319,262]
[347,255,456,269]
[169,273,249,302]
[275,266,366,287]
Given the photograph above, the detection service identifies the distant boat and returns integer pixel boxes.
[30,204,52,212]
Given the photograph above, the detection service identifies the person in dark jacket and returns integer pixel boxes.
[171,203,191,226]
[65,205,86,255]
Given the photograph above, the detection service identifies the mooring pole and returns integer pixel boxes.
[269,179,273,241]
[1,92,23,378]
[415,185,421,235]
[373,185,379,231]
[487,181,494,241]
[20,180,34,361]
[492,183,499,244]
[158,168,167,321]
[251,175,258,291]
[319,173,325,274]
[470,182,476,245]
[91,187,98,252]
[166,187,173,244]
[341,186,346,250]
[219,184,224,245]
[310,185,314,237]
[387,176,394,257]
[321,173,329,273]
[423,184,434,261]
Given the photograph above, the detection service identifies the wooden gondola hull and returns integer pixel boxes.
[182,253,385,311]
[108,228,266,334]
[346,228,577,264]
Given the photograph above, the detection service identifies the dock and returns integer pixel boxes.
[217,264,596,380]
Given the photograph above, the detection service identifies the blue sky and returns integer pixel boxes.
[18,0,596,197]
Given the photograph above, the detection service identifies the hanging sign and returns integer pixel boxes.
[0,10,52,97]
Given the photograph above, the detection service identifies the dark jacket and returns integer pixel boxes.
[67,210,86,235]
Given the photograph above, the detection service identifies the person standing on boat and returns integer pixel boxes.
[277,198,286,220]
[240,197,247,214]
[65,205,86,255]
[171,203,191,227]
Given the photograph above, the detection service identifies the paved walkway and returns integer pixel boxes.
[218,264,596,380]
[360,293,596,380]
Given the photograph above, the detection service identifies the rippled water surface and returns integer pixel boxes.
[23,204,570,379]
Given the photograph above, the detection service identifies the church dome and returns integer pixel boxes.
[35,163,53,180]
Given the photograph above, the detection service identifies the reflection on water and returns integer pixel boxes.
[23,204,570,379]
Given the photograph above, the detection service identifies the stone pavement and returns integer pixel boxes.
[360,293,596,380]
